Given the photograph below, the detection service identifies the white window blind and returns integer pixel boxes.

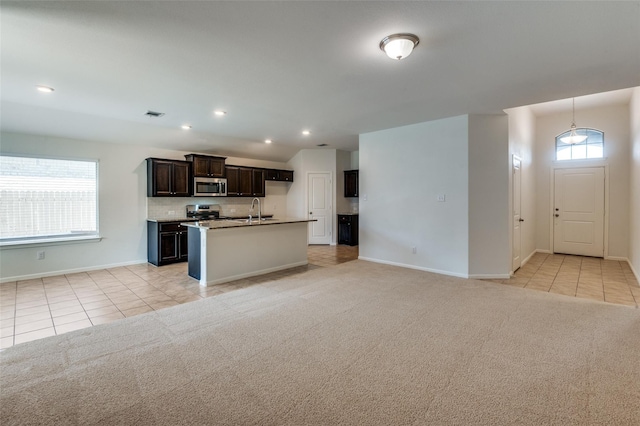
[0,155,98,242]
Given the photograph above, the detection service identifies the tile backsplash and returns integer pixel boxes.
[147,197,272,220]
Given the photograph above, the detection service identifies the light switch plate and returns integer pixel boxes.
[437,194,446,202]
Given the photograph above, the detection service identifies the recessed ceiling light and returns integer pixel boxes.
[181,125,192,130]
[302,130,311,136]
[265,139,272,144]
[36,85,54,93]
[214,110,227,116]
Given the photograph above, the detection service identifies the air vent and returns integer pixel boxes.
[317,143,328,147]
[145,110,165,118]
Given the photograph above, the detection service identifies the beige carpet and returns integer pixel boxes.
[1,260,639,425]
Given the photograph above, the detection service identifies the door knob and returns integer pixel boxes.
[555,214,559,217]
[309,212,313,215]
[518,218,524,222]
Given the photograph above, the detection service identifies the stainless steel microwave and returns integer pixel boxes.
[193,177,227,197]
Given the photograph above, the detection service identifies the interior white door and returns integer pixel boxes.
[553,167,605,257]
[308,172,332,244]
[512,156,522,272]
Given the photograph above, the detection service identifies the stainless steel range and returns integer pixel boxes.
[186,204,222,220]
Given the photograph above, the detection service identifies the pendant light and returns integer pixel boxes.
[560,98,587,144]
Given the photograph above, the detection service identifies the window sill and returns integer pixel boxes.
[0,235,102,249]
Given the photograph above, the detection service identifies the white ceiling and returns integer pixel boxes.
[1,1,639,162]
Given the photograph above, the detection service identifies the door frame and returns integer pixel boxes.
[549,161,609,258]
[512,154,522,272]
[306,171,333,245]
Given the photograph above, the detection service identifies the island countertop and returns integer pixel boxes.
[181,217,315,230]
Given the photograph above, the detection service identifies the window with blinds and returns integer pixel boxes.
[0,155,98,243]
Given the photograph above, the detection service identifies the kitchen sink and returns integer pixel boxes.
[226,218,277,224]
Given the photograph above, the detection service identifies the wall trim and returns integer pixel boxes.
[204,260,308,286]
[0,259,148,284]
[522,250,538,266]
[536,249,553,254]
[468,273,511,279]
[628,261,639,282]
[605,256,628,262]
[358,256,469,279]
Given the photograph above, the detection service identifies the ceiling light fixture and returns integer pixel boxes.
[560,98,588,144]
[36,85,55,93]
[181,125,192,130]
[265,139,272,144]
[302,130,311,136]
[379,33,419,60]
[214,110,226,116]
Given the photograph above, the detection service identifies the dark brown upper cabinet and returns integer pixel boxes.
[252,169,265,197]
[225,166,253,197]
[344,170,359,198]
[147,158,191,197]
[265,169,294,182]
[185,154,226,178]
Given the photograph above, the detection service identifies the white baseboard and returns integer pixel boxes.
[605,256,628,261]
[468,273,511,279]
[628,261,639,281]
[358,256,470,279]
[204,261,308,286]
[536,249,552,254]
[0,259,148,284]
[521,250,538,266]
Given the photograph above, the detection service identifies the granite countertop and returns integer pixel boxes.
[147,214,273,223]
[337,212,359,216]
[181,217,314,230]
[147,218,197,223]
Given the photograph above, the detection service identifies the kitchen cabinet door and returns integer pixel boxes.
[344,170,359,198]
[147,221,191,266]
[338,214,359,246]
[252,169,265,197]
[186,154,226,178]
[147,158,192,197]
[226,166,240,196]
[238,167,253,196]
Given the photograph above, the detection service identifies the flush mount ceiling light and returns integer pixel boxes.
[302,130,311,136]
[265,139,272,144]
[213,110,227,116]
[36,85,54,93]
[379,33,419,60]
[560,98,588,144]
[181,124,192,130]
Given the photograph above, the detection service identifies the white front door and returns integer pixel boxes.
[553,167,605,257]
[512,156,522,272]
[308,172,332,244]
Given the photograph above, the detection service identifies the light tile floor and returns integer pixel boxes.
[488,253,639,308]
[0,244,359,349]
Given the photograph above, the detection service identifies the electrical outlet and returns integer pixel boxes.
[230,208,236,213]
[437,194,446,202]
[412,247,417,254]
[36,251,45,260]
[168,210,176,216]
[362,194,367,201]
[273,204,277,210]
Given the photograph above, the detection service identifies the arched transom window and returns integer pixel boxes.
[555,128,604,161]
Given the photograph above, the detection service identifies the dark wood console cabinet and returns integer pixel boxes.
[338,214,359,246]
[147,221,192,266]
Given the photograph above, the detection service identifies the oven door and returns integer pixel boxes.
[194,178,227,197]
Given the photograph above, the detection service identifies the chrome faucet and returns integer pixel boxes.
[250,197,261,222]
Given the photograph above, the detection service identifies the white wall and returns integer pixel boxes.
[534,104,631,258]
[359,115,470,277]
[506,106,537,265]
[630,88,640,277]
[468,114,510,277]
[286,149,338,243]
[0,132,289,282]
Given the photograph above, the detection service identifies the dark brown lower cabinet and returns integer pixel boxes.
[147,221,192,266]
[338,214,359,246]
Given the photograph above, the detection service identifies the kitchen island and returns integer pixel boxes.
[182,218,314,286]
